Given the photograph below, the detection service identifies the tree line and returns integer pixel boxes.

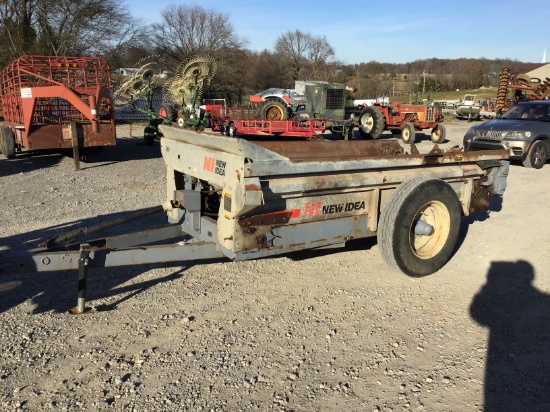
[0,1,527,104]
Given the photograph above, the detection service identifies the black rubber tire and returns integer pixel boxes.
[256,98,289,120]
[1,126,16,159]
[358,106,385,139]
[226,122,237,137]
[377,176,462,277]
[430,124,446,144]
[144,126,155,146]
[400,123,415,144]
[522,140,548,169]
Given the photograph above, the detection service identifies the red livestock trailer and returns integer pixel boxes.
[0,55,116,159]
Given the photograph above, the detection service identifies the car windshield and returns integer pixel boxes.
[501,103,550,121]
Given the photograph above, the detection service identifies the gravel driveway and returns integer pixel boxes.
[1,122,550,411]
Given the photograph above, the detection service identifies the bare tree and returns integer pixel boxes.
[0,0,144,67]
[150,4,243,68]
[275,29,335,80]
[36,0,139,56]
[0,0,38,64]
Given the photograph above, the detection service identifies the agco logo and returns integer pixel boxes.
[303,200,365,216]
[203,156,226,176]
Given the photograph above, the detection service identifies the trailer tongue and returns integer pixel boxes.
[1,125,509,312]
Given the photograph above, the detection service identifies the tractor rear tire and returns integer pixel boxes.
[430,124,446,144]
[377,176,461,277]
[400,123,415,144]
[358,106,385,139]
[256,98,289,120]
[1,126,16,159]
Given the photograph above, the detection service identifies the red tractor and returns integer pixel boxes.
[356,102,446,144]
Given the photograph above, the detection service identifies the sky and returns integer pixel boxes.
[129,0,549,65]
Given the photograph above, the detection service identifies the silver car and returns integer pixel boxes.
[463,101,550,169]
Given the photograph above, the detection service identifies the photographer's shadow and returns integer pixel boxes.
[470,260,550,411]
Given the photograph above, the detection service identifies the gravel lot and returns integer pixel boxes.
[1,122,550,411]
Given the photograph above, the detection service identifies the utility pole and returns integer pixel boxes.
[422,70,427,96]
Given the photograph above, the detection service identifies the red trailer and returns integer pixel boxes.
[0,55,116,159]
[208,105,327,139]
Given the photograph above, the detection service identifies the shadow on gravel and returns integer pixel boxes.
[0,137,162,178]
[455,194,503,255]
[285,237,378,262]
[470,260,550,412]
[0,207,185,314]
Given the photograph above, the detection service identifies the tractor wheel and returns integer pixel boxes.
[522,140,548,169]
[144,126,156,146]
[358,106,385,139]
[400,123,415,144]
[430,124,446,144]
[377,176,461,277]
[1,126,16,159]
[256,98,289,120]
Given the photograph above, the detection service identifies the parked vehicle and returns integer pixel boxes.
[252,80,445,143]
[455,94,482,121]
[0,55,116,158]
[463,100,550,169]
[1,122,510,312]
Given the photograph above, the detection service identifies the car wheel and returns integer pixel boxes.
[377,176,461,277]
[522,140,548,169]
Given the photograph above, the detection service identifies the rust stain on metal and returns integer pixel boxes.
[252,140,405,161]
[238,211,292,227]
[244,183,262,191]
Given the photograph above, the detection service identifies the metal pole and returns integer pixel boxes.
[39,205,164,248]
[70,121,80,171]
[423,70,427,96]
[69,244,94,315]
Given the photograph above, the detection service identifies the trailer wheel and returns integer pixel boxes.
[225,122,237,137]
[430,124,446,144]
[358,106,385,139]
[377,176,461,277]
[522,140,547,169]
[400,123,415,144]
[1,126,16,159]
[256,98,289,120]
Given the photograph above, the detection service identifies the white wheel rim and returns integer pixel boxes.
[361,114,373,132]
[409,200,451,259]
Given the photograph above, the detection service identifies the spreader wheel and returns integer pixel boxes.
[377,176,461,277]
